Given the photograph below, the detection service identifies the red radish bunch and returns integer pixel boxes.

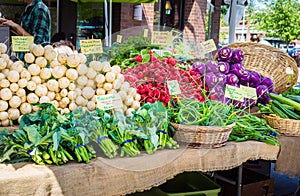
[136,82,170,106]
[123,60,209,104]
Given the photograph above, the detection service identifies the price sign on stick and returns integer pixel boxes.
[240,85,258,100]
[96,94,114,110]
[200,39,217,54]
[167,80,181,95]
[12,36,34,52]
[80,39,103,54]
[151,31,172,46]
[144,29,149,38]
[116,35,122,43]
[225,84,244,102]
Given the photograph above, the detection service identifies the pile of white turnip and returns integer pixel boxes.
[0,43,141,126]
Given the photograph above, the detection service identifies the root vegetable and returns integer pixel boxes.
[51,100,59,108]
[32,44,44,57]
[50,60,61,68]
[127,87,137,97]
[0,88,12,100]
[61,97,70,105]
[103,83,113,91]
[27,81,37,91]
[10,83,19,92]
[118,90,127,101]
[20,69,31,80]
[124,96,134,106]
[32,105,40,112]
[16,88,26,97]
[89,61,103,72]
[96,88,106,95]
[68,82,76,91]
[9,96,22,108]
[47,91,55,100]
[111,65,121,74]
[31,76,42,85]
[35,84,48,97]
[77,64,88,75]
[126,108,135,117]
[24,53,35,64]
[86,68,97,79]
[2,69,9,76]
[76,75,88,86]
[1,119,9,126]
[8,108,20,120]
[58,77,70,89]
[7,70,20,83]
[0,112,8,121]
[46,79,59,92]
[102,62,111,73]
[18,78,28,88]
[20,103,32,114]
[0,58,7,69]
[28,64,41,76]
[0,43,7,54]
[75,95,88,106]
[11,61,24,73]
[86,79,96,88]
[78,53,87,64]
[74,88,82,96]
[60,89,68,97]
[0,100,8,111]
[0,79,10,88]
[20,96,26,103]
[35,57,47,68]
[0,73,4,80]
[82,86,95,100]
[95,74,105,84]
[52,65,67,79]
[40,68,52,80]
[61,108,70,114]
[27,93,39,103]
[112,78,122,90]
[55,93,62,101]
[66,68,78,81]
[67,54,81,68]
[68,102,77,111]
[67,91,76,100]
[116,73,125,83]
[44,49,57,61]
[87,101,96,111]
[39,96,51,103]
[134,93,141,101]
[120,82,130,92]
[105,72,116,83]
[57,53,68,64]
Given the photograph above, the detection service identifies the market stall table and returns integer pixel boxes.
[0,141,279,196]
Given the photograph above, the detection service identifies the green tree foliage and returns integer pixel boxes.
[250,0,300,46]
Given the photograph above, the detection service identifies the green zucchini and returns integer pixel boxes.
[285,95,300,104]
[271,100,300,120]
[270,103,289,119]
[269,93,300,111]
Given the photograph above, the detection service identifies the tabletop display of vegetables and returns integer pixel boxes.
[192,46,275,108]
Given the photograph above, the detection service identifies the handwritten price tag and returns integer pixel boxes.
[80,39,103,54]
[144,29,149,38]
[225,84,244,102]
[167,80,181,95]
[240,85,257,100]
[200,39,217,54]
[96,94,114,110]
[117,35,122,43]
[12,36,34,52]
[151,31,172,46]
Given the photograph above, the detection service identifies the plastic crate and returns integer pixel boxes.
[158,172,221,196]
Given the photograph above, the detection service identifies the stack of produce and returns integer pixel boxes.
[192,46,276,107]
[123,55,207,105]
[0,42,142,126]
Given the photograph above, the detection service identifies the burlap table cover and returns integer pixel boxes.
[0,141,279,196]
[275,136,300,178]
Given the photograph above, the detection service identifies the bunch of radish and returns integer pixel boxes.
[123,60,208,105]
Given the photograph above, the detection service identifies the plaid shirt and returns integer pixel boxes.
[21,0,51,45]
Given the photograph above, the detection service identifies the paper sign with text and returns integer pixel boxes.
[80,39,103,54]
[225,84,244,102]
[167,80,181,95]
[144,29,149,38]
[117,35,122,43]
[200,39,217,54]
[12,36,34,52]
[112,95,123,109]
[96,94,114,110]
[240,85,257,100]
[151,31,172,46]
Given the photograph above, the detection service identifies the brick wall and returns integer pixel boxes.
[120,3,154,40]
[183,0,207,44]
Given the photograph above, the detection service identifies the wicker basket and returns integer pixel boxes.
[263,114,300,136]
[221,42,298,94]
[170,122,235,148]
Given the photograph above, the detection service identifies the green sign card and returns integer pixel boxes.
[12,36,34,52]
[167,80,181,95]
[240,85,258,100]
[201,39,217,54]
[151,31,172,46]
[96,94,115,110]
[224,84,244,102]
[80,39,103,54]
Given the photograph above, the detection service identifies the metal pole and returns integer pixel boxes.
[104,0,109,46]
[237,165,243,196]
[228,0,237,43]
[241,6,246,42]
[109,0,112,47]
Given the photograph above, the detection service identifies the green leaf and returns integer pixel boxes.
[142,54,150,63]
[24,125,42,146]
[52,131,61,151]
